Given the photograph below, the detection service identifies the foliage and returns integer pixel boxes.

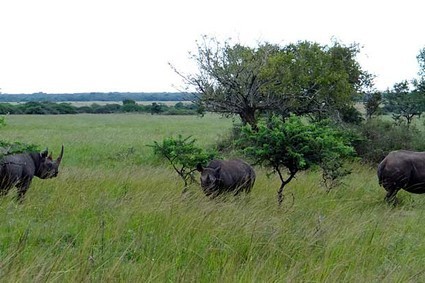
[413,47,425,105]
[0,115,5,128]
[351,119,425,163]
[150,102,165,115]
[263,41,371,121]
[149,135,216,192]
[417,47,425,78]
[0,101,199,115]
[338,105,364,125]
[237,115,355,204]
[0,141,39,158]
[177,37,371,128]
[383,81,425,126]
[364,91,382,120]
[0,92,187,102]
[173,36,279,129]
[122,99,136,105]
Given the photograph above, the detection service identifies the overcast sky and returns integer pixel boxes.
[0,0,424,94]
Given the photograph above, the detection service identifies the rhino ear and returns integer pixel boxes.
[41,148,48,158]
[196,163,204,172]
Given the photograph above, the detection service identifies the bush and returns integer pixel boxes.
[237,115,355,204]
[0,141,39,158]
[149,135,216,192]
[121,104,141,112]
[352,119,425,163]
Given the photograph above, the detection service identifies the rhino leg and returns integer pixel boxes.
[16,179,32,202]
[384,189,399,205]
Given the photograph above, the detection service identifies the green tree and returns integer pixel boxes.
[149,135,216,193]
[122,99,136,105]
[173,36,280,129]
[262,40,371,121]
[383,81,425,126]
[237,116,354,205]
[364,91,382,120]
[122,103,141,112]
[417,47,425,78]
[176,37,371,129]
[150,102,164,115]
[413,47,425,97]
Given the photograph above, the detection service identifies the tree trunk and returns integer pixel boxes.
[239,109,258,131]
[277,183,286,206]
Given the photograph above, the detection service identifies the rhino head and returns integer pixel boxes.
[36,145,64,179]
[196,163,221,196]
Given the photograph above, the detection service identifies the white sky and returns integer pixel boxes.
[0,0,424,94]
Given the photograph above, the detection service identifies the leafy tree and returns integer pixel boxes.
[174,102,184,109]
[417,47,425,78]
[150,102,164,115]
[352,119,425,163]
[383,81,425,126]
[338,105,363,125]
[0,103,18,114]
[121,103,141,112]
[237,115,354,205]
[173,36,281,129]
[53,103,78,114]
[176,37,371,129]
[413,47,425,98]
[123,99,136,105]
[364,91,382,120]
[149,135,216,193]
[262,41,371,121]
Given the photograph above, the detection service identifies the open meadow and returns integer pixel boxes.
[1,114,425,282]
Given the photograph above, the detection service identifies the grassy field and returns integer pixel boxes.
[1,114,425,282]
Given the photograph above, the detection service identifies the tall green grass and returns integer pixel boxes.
[1,114,425,282]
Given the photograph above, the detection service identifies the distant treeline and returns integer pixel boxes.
[0,92,190,102]
[0,101,200,115]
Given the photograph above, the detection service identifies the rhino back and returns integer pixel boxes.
[379,150,425,191]
[1,154,36,180]
[208,159,255,188]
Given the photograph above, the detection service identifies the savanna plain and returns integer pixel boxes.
[1,114,425,282]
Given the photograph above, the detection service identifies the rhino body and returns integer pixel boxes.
[378,150,425,203]
[196,159,255,197]
[0,146,63,201]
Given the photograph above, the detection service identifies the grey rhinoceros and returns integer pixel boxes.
[196,159,255,197]
[0,145,64,201]
[378,150,425,203]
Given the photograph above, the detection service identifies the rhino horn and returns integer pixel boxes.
[56,145,64,165]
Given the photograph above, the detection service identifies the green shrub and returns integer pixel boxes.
[149,135,216,192]
[352,119,425,163]
[237,115,355,204]
[0,141,39,158]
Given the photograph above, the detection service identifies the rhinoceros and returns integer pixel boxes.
[378,150,425,203]
[196,159,255,197]
[0,145,64,201]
